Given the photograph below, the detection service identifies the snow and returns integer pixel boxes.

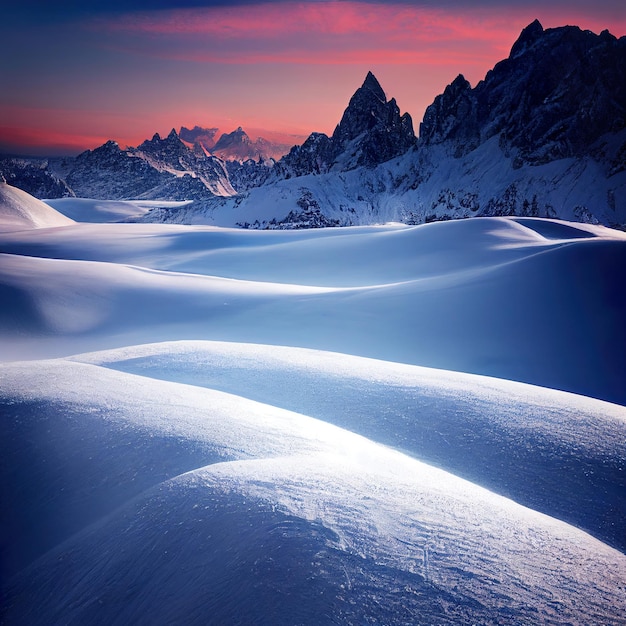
[1,190,625,624]
[1,215,624,404]
[2,353,625,625]
[44,198,193,222]
[0,182,74,231]
[136,131,626,230]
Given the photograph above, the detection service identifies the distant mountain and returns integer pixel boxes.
[180,125,299,162]
[140,22,624,230]
[0,124,289,202]
[132,129,236,197]
[179,125,219,150]
[50,130,236,201]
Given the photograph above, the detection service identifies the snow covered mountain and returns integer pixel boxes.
[138,21,625,229]
[0,156,74,198]
[1,21,624,228]
[132,129,236,197]
[180,124,300,162]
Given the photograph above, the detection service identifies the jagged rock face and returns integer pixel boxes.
[279,133,334,177]
[60,132,236,200]
[135,129,191,170]
[332,71,388,147]
[330,71,416,168]
[420,21,626,165]
[225,159,275,193]
[0,157,74,198]
[132,129,235,196]
[66,141,167,199]
[280,72,416,175]
[419,75,478,157]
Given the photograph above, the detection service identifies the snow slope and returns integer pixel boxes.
[137,131,626,230]
[0,182,74,232]
[43,198,192,223]
[2,349,625,625]
[1,207,625,624]
[0,216,624,404]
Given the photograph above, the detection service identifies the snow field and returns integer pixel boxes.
[0,215,625,404]
[1,192,626,624]
[2,352,625,624]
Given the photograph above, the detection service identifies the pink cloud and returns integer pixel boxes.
[98,2,625,44]
[91,2,626,82]
[95,3,520,58]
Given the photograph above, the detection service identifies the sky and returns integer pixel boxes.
[1,0,625,156]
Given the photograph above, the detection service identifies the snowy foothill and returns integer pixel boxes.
[0,182,74,232]
[1,184,626,624]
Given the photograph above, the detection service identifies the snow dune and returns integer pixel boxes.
[2,351,625,625]
[75,340,626,554]
[1,193,626,624]
[0,215,624,404]
[0,182,74,232]
[45,197,192,223]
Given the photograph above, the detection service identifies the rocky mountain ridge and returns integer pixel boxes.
[1,21,625,228]
[276,72,416,177]
[420,20,626,166]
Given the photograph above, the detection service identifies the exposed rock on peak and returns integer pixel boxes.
[280,71,416,174]
[510,19,544,57]
[419,74,477,155]
[361,71,386,101]
[420,23,626,165]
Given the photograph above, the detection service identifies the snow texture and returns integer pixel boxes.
[2,351,626,625]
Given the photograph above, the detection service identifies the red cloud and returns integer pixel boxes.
[92,2,625,70]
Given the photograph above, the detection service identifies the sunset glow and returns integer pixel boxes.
[1,0,625,155]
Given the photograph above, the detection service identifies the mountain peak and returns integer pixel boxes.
[511,19,544,57]
[362,71,386,102]
[213,127,251,151]
[167,128,179,140]
[280,71,415,174]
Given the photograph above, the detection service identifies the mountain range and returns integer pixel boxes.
[180,125,298,162]
[1,20,625,229]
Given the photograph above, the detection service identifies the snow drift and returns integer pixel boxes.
[0,216,624,404]
[1,197,625,624]
[2,348,625,625]
[0,182,74,232]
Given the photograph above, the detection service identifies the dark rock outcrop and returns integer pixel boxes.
[419,21,626,165]
[280,72,416,175]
